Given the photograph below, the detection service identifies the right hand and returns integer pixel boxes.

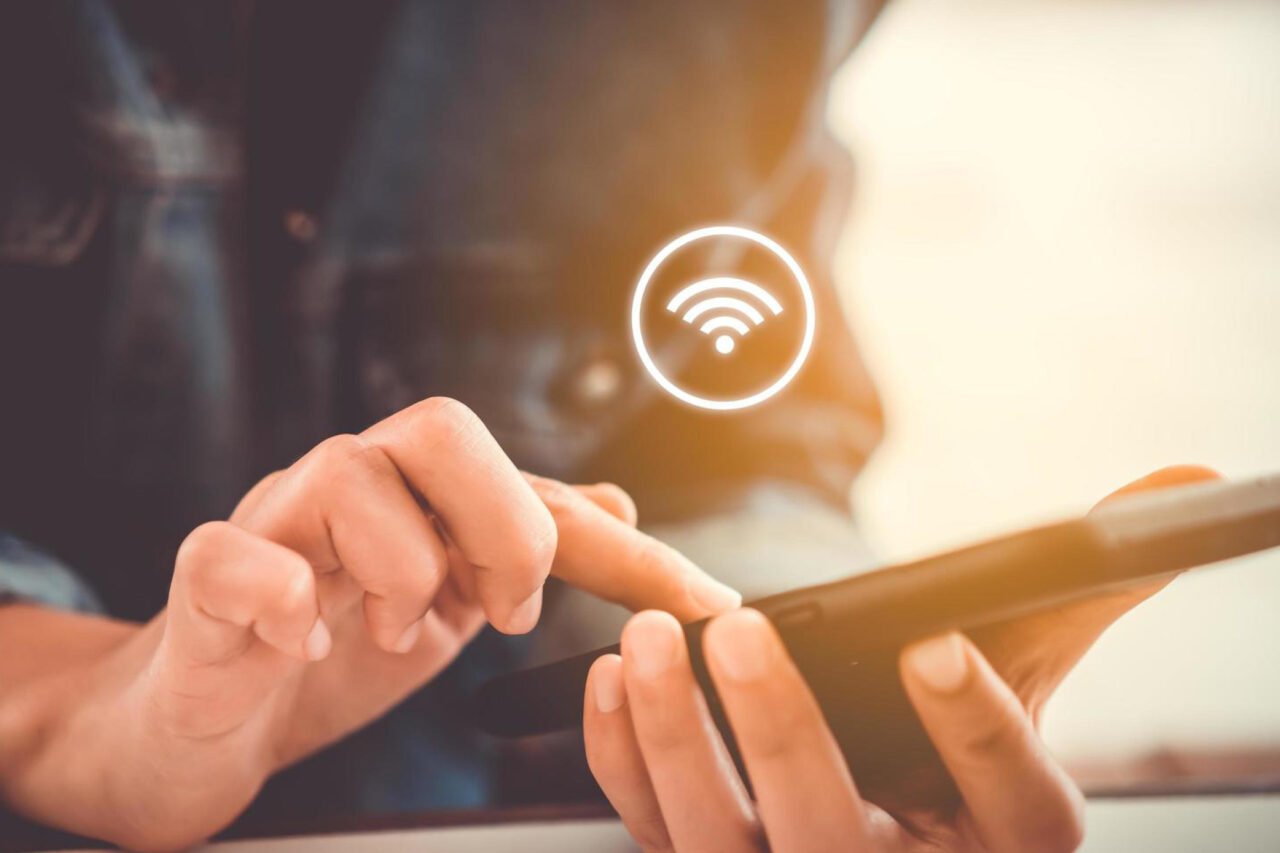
[0,398,740,851]
[583,466,1218,853]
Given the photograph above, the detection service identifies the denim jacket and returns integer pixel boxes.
[0,0,883,620]
[0,0,887,828]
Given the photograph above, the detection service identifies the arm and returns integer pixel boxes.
[0,605,152,838]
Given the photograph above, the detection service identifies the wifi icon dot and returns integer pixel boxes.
[666,276,785,355]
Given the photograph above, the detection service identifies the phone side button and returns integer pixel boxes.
[770,602,822,629]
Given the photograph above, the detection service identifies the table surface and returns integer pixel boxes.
[40,794,1280,853]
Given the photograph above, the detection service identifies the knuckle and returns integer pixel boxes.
[230,469,285,521]
[743,704,812,762]
[630,540,685,601]
[639,716,697,753]
[595,482,638,524]
[304,435,400,497]
[584,730,673,851]
[175,521,236,578]
[954,692,1028,760]
[524,506,559,577]
[626,815,674,853]
[310,433,378,476]
[425,397,507,467]
[630,713,702,756]
[398,560,443,605]
[258,469,286,486]
[418,396,483,439]
[494,500,558,585]
[275,555,317,615]
[583,735,627,792]
[532,476,578,512]
[400,397,495,461]
[958,716,1021,760]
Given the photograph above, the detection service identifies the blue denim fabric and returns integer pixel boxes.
[0,534,103,613]
[0,0,886,823]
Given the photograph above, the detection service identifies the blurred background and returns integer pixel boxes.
[829,0,1280,786]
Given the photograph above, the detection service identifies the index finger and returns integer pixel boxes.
[527,475,741,621]
[362,398,557,633]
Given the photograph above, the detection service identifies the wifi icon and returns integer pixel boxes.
[666,276,785,355]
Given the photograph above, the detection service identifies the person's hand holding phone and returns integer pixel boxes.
[583,465,1218,852]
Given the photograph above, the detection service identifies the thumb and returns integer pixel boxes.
[1092,464,1223,509]
[973,464,1221,715]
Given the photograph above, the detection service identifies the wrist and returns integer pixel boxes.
[0,642,122,840]
[0,607,163,845]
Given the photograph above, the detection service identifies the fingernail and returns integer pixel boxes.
[505,587,543,634]
[906,633,969,693]
[706,609,777,683]
[304,617,332,661]
[593,655,626,713]
[625,612,681,679]
[687,573,742,614]
[392,618,422,654]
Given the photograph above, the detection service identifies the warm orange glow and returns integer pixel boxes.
[830,0,1280,766]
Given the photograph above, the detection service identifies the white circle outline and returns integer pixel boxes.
[630,225,816,411]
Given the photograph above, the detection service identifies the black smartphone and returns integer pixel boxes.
[472,474,1280,798]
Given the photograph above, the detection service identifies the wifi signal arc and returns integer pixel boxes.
[700,316,751,336]
[666,276,784,355]
[665,277,783,315]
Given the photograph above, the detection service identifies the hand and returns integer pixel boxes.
[0,398,740,851]
[583,465,1218,852]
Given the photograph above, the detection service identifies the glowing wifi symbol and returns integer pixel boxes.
[666,276,785,355]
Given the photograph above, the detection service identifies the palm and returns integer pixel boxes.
[145,551,485,767]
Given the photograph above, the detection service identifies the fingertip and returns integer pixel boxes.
[495,586,543,635]
[685,572,742,616]
[704,605,772,647]
[621,610,683,679]
[526,492,561,572]
[590,654,627,714]
[489,498,557,635]
[622,609,682,643]
[586,482,639,527]
[1140,464,1222,486]
[1096,464,1222,508]
[361,595,419,653]
[704,608,778,684]
[902,632,971,695]
[392,617,423,653]
[304,617,333,661]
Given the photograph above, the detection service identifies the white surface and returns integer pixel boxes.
[54,796,1271,852]
[1083,796,1280,853]
[829,0,1280,761]
[199,820,635,853]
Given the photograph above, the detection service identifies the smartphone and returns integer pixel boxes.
[472,474,1280,798]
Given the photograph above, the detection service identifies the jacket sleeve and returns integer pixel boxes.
[0,532,104,613]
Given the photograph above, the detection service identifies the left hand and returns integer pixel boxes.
[583,465,1218,852]
[0,399,744,851]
